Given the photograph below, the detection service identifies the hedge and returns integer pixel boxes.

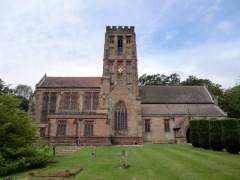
[221,119,239,154]
[209,120,223,151]
[190,118,240,154]
[198,120,210,149]
[190,120,200,147]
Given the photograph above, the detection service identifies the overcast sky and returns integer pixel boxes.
[0,0,240,89]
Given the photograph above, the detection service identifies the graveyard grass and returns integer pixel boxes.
[16,144,240,180]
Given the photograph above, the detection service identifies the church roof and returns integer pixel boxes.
[141,104,226,117]
[140,86,214,104]
[37,76,101,88]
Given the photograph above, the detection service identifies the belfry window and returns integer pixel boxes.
[117,36,123,52]
[126,36,131,44]
[114,101,127,131]
[56,120,67,136]
[109,36,114,44]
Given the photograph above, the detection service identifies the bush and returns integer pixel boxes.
[222,119,239,154]
[198,120,210,149]
[209,120,223,151]
[0,144,52,177]
[0,94,52,177]
[190,120,200,147]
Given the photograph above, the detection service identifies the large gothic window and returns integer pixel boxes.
[61,92,78,111]
[83,92,99,112]
[41,92,57,123]
[114,101,127,131]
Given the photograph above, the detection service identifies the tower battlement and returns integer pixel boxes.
[106,26,134,32]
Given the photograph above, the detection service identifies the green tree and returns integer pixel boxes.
[222,85,240,118]
[14,84,33,111]
[139,73,180,86]
[0,78,14,95]
[0,94,51,176]
[181,75,224,100]
[14,84,33,99]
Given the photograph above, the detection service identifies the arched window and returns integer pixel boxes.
[114,101,127,131]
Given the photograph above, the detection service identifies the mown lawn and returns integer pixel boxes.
[16,144,240,180]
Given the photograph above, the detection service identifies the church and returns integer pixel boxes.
[30,26,225,145]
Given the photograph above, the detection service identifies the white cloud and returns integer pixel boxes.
[139,41,240,88]
[0,0,239,89]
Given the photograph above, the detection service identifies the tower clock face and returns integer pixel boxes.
[118,66,124,74]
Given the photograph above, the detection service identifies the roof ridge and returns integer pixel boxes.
[140,85,205,88]
[46,76,101,78]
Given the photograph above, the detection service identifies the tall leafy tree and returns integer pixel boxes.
[14,84,33,99]
[0,78,14,95]
[0,94,51,176]
[14,84,33,111]
[222,85,240,118]
[181,75,223,99]
[139,73,180,86]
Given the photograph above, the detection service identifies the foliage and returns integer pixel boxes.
[14,84,33,99]
[181,75,224,102]
[221,119,240,154]
[190,120,200,147]
[0,78,14,95]
[198,120,210,149]
[191,118,240,154]
[222,85,240,118]
[209,120,223,151]
[139,73,180,86]
[0,79,32,111]
[0,94,52,177]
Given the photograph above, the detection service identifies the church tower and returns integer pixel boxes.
[101,26,143,144]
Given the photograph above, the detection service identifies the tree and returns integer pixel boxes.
[222,85,240,118]
[0,94,51,176]
[139,73,180,86]
[0,78,14,95]
[181,75,224,100]
[14,84,33,99]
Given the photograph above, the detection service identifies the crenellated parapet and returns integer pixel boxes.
[106,26,134,33]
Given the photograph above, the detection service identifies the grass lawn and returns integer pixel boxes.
[16,144,240,180]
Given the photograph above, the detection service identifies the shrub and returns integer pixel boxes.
[0,94,52,177]
[209,120,223,151]
[190,120,200,147]
[198,120,210,149]
[0,144,52,177]
[222,119,239,154]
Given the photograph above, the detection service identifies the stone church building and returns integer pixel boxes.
[30,26,225,145]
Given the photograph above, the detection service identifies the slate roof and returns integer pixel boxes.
[37,76,101,88]
[140,86,213,104]
[141,104,226,117]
